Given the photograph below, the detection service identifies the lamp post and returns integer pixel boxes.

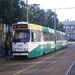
[26,0,28,23]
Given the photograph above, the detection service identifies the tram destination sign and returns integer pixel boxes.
[13,24,28,29]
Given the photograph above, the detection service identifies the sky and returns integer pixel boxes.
[24,0,75,21]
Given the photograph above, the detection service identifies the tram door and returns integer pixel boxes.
[31,30,37,42]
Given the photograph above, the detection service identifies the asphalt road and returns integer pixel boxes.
[0,42,75,75]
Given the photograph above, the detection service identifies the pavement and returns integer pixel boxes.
[0,46,13,63]
[0,49,13,63]
[0,55,13,63]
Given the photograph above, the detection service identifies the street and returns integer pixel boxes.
[0,42,75,75]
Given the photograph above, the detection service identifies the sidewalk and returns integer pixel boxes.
[0,44,4,57]
[0,45,13,63]
[0,55,12,62]
[0,55,12,64]
[0,53,13,62]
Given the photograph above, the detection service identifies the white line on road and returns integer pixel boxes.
[64,60,75,75]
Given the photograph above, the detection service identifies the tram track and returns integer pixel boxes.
[13,48,74,75]
[0,46,75,75]
[64,60,75,75]
[33,48,75,75]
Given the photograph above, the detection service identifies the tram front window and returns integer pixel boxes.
[12,30,30,42]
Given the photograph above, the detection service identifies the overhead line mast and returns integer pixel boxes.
[26,0,28,23]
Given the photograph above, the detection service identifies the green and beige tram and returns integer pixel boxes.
[12,22,67,58]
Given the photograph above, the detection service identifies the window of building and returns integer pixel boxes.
[71,26,74,31]
[72,34,74,39]
[66,26,70,31]
[71,33,74,40]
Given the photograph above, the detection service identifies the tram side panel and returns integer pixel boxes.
[28,29,44,58]
[42,27,55,54]
[28,28,56,58]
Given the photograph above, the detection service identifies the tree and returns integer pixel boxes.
[56,22,64,31]
[0,0,14,25]
[0,0,27,25]
[28,4,42,24]
[0,1,64,31]
[28,4,59,29]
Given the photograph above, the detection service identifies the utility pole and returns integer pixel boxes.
[54,9,56,45]
[26,0,28,23]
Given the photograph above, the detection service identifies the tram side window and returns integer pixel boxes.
[31,32,34,42]
[56,34,62,40]
[44,32,47,41]
[41,31,44,41]
[47,33,50,41]
[59,34,62,40]
[64,35,67,40]
[50,33,54,41]
[56,34,59,40]
[31,32,36,42]
[65,35,67,40]
[60,34,63,40]
[57,34,58,40]
[37,31,41,42]
[44,32,50,41]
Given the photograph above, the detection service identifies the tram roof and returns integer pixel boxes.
[28,24,42,31]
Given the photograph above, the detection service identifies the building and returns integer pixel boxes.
[0,23,6,44]
[62,20,75,41]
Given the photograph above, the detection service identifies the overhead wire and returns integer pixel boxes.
[65,0,73,13]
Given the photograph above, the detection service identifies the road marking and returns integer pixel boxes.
[65,60,75,75]
[13,48,73,75]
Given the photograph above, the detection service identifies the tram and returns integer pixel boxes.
[12,22,67,58]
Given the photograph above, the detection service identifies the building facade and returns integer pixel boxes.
[62,20,75,41]
[0,23,6,44]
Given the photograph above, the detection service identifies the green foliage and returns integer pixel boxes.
[56,22,64,31]
[12,0,26,22]
[28,4,58,29]
[0,0,27,25]
[0,0,14,25]
[28,4,46,25]
[0,0,63,31]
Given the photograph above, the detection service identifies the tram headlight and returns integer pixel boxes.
[13,48,16,51]
[24,48,28,51]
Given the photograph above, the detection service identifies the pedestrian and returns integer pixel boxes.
[9,41,12,55]
[4,39,9,56]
